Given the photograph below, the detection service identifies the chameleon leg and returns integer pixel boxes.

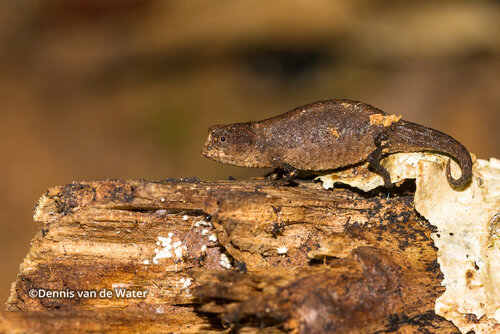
[280,162,299,181]
[270,157,299,181]
[367,134,393,188]
[268,158,299,185]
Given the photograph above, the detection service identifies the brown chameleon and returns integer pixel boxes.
[202,99,472,188]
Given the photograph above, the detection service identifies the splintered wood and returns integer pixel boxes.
[2,179,460,333]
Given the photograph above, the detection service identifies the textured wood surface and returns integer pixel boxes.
[1,178,459,333]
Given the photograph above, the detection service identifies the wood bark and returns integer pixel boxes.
[1,178,459,333]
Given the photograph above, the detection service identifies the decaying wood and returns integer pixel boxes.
[1,178,459,333]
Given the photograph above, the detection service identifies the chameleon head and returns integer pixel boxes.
[202,123,264,167]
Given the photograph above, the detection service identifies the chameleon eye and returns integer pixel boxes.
[220,136,226,142]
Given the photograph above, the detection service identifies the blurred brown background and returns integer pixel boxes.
[1,0,499,305]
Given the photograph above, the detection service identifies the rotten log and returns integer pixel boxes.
[1,178,460,333]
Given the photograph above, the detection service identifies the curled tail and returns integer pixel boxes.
[389,121,473,188]
[445,147,473,188]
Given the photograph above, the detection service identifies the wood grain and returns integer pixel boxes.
[2,178,459,333]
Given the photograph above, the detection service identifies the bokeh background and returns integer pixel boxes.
[1,0,499,305]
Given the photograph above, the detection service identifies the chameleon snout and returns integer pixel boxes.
[201,135,222,161]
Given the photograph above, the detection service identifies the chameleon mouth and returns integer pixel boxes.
[202,142,236,165]
[201,144,215,159]
[201,140,224,161]
[203,149,226,161]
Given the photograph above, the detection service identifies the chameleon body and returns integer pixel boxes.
[202,99,472,188]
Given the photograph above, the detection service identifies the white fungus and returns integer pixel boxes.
[174,245,187,259]
[155,209,167,216]
[152,233,187,263]
[220,253,232,269]
[195,219,212,227]
[179,277,192,289]
[277,246,288,254]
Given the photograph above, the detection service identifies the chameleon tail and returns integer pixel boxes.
[445,149,473,188]
[390,122,473,188]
